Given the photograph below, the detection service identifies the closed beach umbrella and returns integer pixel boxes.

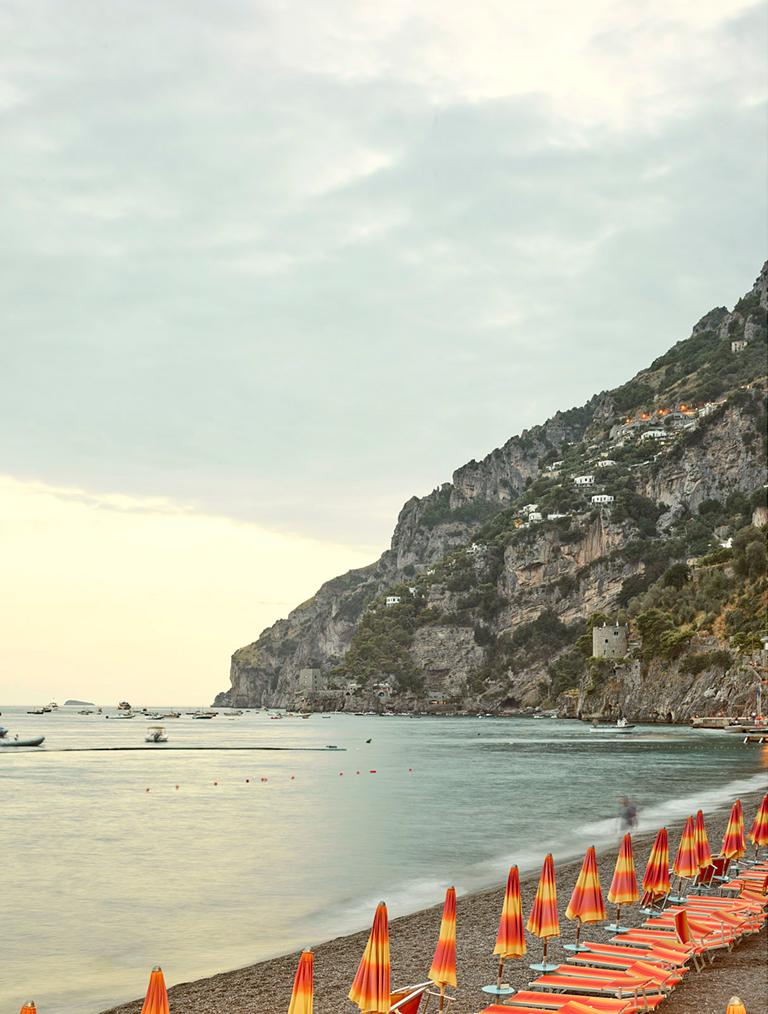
[673,816,699,879]
[721,800,746,860]
[748,793,768,852]
[641,827,670,910]
[565,846,605,952]
[349,902,391,1014]
[140,966,169,1014]
[670,816,698,902]
[527,853,560,971]
[287,950,313,1014]
[694,810,713,873]
[725,997,746,1014]
[607,834,638,932]
[429,886,457,1010]
[19,1005,36,1013]
[493,865,526,984]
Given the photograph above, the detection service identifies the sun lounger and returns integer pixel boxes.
[503,989,642,1012]
[566,951,687,981]
[695,855,730,889]
[529,964,667,1003]
[390,981,431,1013]
[579,941,689,967]
[479,1004,606,1014]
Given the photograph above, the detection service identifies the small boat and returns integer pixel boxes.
[27,708,48,715]
[326,744,340,750]
[192,711,216,719]
[112,711,135,719]
[0,727,45,747]
[117,701,132,711]
[589,718,636,734]
[145,726,168,743]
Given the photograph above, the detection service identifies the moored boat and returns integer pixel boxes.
[589,718,636,734]
[0,727,45,747]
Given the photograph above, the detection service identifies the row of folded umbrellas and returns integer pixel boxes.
[16,794,767,1014]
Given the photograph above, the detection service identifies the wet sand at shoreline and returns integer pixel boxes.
[103,790,767,1014]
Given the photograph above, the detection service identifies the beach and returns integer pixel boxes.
[102,788,767,1014]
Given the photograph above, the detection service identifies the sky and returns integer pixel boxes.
[1,1,766,703]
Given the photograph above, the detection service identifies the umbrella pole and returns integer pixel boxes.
[497,956,504,990]
[542,938,548,966]
[438,984,446,1012]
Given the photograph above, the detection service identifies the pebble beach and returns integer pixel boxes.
[102,788,767,1014]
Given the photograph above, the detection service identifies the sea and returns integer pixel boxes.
[1,705,765,1013]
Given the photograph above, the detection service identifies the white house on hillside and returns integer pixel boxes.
[385,595,401,607]
[574,474,595,486]
[640,429,667,441]
[591,494,615,505]
[731,339,748,353]
[595,459,616,468]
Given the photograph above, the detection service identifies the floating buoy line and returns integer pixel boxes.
[141,768,415,792]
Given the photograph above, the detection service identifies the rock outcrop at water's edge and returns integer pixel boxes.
[216,263,768,720]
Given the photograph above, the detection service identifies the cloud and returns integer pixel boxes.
[0,475,376,704]
[0,0,765,558]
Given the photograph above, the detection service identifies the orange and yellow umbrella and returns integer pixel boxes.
[641,827,670,909]
[527,854,559,968]
[694,810,713,873]
[493,866,526,985]
[748,793,768,850]
[721,800,746,861]
[429,886,457,1009]
[349,902,391,1014]
[495,866,526,959]
[608,834,639,905]
[607,834,638,930]
[725,998,746,1014]
[673,816,699,880]
[287,950,313,1014]
[565,847,605,949]
[140,966,169,1014]
[19,1005,37,1013]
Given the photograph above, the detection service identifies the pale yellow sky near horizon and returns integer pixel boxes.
[0,474,377,705]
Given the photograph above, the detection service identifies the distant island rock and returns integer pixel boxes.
[64,699,95,706]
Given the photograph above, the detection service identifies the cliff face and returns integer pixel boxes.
[216,264,768,716]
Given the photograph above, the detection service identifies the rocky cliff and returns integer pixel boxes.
[216,263,768,718]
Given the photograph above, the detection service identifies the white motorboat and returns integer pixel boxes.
[145,726,168,743]
[589,718,636,734]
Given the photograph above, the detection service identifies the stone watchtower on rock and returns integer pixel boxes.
[592,622,629,659]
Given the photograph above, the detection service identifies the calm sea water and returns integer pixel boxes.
[1,706,765,1013]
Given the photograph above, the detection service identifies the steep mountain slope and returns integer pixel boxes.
[215,263,767,715]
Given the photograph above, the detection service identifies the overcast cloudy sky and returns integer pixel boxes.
[1,1,766,702]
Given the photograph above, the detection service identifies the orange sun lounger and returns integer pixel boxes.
[580,941,689,967]
[390,982,431,1013]
[503,989,647,1013]
[479,1005,607,1014]
[529,966,666,1002]
[566,951,687,981]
